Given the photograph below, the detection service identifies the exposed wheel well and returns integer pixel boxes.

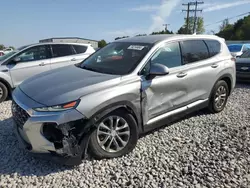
[115,106,139,126]
[0,78,11,96]
[220,77,232,94]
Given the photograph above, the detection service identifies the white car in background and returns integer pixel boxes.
[3,48,14,54]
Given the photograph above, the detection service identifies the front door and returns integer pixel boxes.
[141,42,191,123]
[8,45,51,87]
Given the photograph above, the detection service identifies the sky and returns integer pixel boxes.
[1,0,250,47]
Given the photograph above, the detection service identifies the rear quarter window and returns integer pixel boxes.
[73,45,88,54]
[204,40,221,57]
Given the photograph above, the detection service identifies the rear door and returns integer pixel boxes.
[50,44,77,69]
[179,39,221,102]
[8,45,51,87]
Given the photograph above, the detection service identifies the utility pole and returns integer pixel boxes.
[163,24,170,32]
[193,1,204,34]
[182,1,203,34]
[182,3,190,34]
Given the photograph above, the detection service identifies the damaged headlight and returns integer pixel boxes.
[34,100,80,112]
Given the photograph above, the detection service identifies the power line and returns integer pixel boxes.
[205,12,250,27]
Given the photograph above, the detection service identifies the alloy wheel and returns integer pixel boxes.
[0,87,3,99]
[214,85,227,109]
[97,116,130,153]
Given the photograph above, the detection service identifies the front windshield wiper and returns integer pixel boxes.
[81,65,100,72]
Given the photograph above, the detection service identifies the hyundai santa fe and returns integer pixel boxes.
[11,34,236,165]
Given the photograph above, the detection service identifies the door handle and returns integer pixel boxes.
[177,72,187,78]
[39,62,45,66]
[71,58,77,61]
[211,64,218,68]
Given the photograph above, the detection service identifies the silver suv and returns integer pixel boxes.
[12,35,236,165]
[0,42,95,102]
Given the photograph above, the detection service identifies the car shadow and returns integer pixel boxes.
[0,117,75,177]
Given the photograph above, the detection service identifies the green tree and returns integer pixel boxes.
[98,40,107,48]
[9,46,15,50]
[151,30,173,35]
[177,16,205,34]
[216,15,250,40]
[0,44,4,50]
[220,19,230,31]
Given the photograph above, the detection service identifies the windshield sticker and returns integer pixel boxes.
[128,45,145,50]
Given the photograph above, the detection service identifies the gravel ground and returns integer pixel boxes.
[0,83,250,188]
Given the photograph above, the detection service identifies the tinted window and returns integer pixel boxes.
[16,45,50,62]
[151,42,182,68]
[73,45,87,54]
[241,50,250,58]
[180,40,209,64]
[80,42,152,75]
[52,44,74,57]
[204,40,221,57]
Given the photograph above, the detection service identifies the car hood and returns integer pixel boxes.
[19,65,121,106]
[231,51,242,57]
[236,58,250,64]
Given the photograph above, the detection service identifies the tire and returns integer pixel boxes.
[88,109,138,159]
[208,80,229,113]
[0,82,8,103]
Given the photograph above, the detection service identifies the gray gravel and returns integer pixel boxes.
[0,83,250,188]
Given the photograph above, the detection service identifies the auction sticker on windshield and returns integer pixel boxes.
[128,45,145,50]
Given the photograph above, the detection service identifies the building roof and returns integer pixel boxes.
[39,37,98,42]
[114,34,223,44]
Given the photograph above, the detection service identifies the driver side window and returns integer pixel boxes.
[16,45,49,63]
[151,42,182,68]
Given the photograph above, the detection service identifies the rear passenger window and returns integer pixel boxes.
[51,44,74,58]
[204,40,221,57]
[73,45,87,54]
[180,40,209,64]
[151,42,182,68]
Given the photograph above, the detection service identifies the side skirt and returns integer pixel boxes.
[143,99,209,133]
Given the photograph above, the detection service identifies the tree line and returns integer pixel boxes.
[98,15,250,48]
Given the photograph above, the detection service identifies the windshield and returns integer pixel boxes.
[0,51,18,61]
[79,42,152,75]
[240,50,250,58]
[228,44,243,52]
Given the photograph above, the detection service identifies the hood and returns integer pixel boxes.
[236,58,250,64]
[19,65,121,106]
[231,51,242,57]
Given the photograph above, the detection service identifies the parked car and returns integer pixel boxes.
[11,34,236,165]
[235,49,250,82]
[3,47,14,54]
[227,43,250,57]
[0,42,95,102]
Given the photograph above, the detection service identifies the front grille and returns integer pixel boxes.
[236,63,250,72]
[12,100,30,129]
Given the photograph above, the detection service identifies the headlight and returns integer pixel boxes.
[34,100,80,112]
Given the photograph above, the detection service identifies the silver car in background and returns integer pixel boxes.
[11,34,236,165]
[0,43,95,102]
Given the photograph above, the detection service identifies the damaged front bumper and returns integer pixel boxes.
[12,88,90,166]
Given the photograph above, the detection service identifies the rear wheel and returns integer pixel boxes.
[208,80,229,113]
[0,82,8,103]
[88,109,138,159]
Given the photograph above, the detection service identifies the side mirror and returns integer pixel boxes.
[150,63,169,76]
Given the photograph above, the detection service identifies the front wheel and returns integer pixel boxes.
[88,109,138,159]
[0,82,8,103]
[208,80,229,113]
